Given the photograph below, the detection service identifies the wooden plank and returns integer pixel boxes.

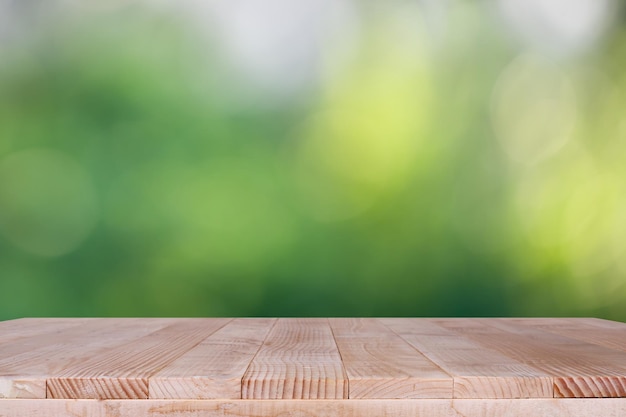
[0,318,176,398]
[0,318,144,363]
[434,318,626,398]
[510,318,626,353]
[382,318,553,399]
[0,317,98,397]
[149,318,276,399]
[0,318,92,349]
[242,318,347,399]
[0,318,92,345]
[47,319,231,399]
[329,318,452,398]
[1,398,626,417]
[582,318,626,329]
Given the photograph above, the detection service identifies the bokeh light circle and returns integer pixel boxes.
[491,53,576,164]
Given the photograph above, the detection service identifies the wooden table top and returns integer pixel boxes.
[0,317,625,403]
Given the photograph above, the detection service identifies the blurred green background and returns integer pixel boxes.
[1,0,625,320]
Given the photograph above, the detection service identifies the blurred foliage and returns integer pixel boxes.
[0,0,625,320]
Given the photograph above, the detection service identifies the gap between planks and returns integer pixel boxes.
[46,319,233,399]
[2,318,626,401]
[241,318,348,399]
[330,318,452,399]
[434,318,626,398]
[148,318,277,399]
[0,318,180,399]
[381,318,553,399]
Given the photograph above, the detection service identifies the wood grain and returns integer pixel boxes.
[0,318,91,346]
[0,318,174,398]
[434,318,626,398]
[1,398,626,417]
[242,318,347,399]
[1,316,626,412]
[510,318,626,353]
[330,318,452,398]
[47,319,231,399]
[382,318,553,398]
[0,318,94,360]
[149,318,275,399]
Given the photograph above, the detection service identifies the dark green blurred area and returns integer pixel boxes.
[1,0,625,320]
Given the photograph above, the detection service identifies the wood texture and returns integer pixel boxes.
[434,318,626,398]
[509,318,626,352]
[0,318,90,346]
[149,318,275,399]
[1,316,626,414]
[0,318,175,398]
[1,398,626,417]
[47,319,230,399]
[382,318,553,398]
[330,318,452,398]
[242,318,347,399]
[0,318,94,361]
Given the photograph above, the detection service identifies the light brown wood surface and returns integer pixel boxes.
[0,318,90,346]
[0,318,176,399]
[1,317,626,416]
[47,318,230,399]
[382,318,553,398]
[149,318,275,399]
[507,317,626,352]
[434,318,626,398]
[1,398,626,417]
[330,318,452,398]
[241,318,347,399]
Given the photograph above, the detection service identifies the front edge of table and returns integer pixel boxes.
[1,398,626,417]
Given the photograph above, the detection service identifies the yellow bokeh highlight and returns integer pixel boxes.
[292,6,433,221]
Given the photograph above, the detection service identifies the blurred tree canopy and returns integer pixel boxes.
[0,0,625,320]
